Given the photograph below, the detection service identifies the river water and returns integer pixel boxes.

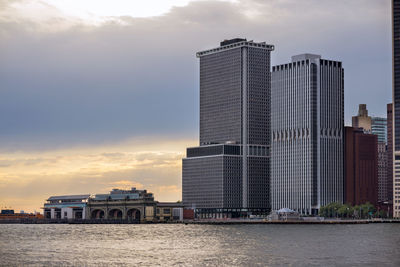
[0,223,399,266]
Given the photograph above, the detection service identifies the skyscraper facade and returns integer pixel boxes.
[393,0,400,218]
[377,142,388,202]
[344,127,378,206]
[271,54,344,215]
[387,103,393,206]
[182,39,274,217]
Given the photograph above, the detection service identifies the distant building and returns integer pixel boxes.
[1,209,14,215]
[377,142,388,202]
[0,210,43,220]
[182,38,274,218]
[87,188,155,222]
[351,106,387,204]
[43,195,90,219]
[371,117,387,143]
[156,202,184,222]
[271,54,344,215]
[344,127,378,206]
[352,104,372,131]
[371,116,388,203]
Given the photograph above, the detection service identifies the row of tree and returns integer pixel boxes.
[319,202,389,219]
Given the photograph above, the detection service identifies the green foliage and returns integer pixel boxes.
[319,202,378,219]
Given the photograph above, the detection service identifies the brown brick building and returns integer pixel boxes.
[344,127,378,206]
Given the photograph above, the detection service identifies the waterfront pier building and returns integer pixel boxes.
[87,188,156,222]
[43,195,90,219]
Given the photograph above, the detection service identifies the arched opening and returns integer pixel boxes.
[108,209,123,220]
[127,208,141,222]
[91,209,105,219]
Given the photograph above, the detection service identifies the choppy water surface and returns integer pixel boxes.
[1,224,400,266]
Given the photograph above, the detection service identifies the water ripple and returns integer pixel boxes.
[0,224,400,266]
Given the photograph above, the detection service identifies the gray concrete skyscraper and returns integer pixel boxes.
[392,0,400,218]
[271,54,344,215]
[182,38,274,217]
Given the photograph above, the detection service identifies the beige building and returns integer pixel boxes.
[87,188,156,222]
[352,104,372,131]
[86,188,185,222]
[156,202,183,222]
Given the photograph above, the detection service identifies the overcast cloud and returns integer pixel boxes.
[0,0,391,151]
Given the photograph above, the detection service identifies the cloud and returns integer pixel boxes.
[157,185,181,194]
[0,0,391,152]
[0,138,196,212]
[103,180,144,191]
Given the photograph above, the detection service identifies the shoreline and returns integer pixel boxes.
[1,219,399,225]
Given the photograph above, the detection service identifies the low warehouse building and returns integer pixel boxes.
[156,202,183,222]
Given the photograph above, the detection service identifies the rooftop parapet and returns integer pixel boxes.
[46,195,90,203]
[291,53,321,62]
[196,38,274,58]
[89,188,154,202]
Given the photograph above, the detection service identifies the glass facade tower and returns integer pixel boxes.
[271,54,344,215]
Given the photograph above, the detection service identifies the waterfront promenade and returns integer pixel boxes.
[1,218,399,224]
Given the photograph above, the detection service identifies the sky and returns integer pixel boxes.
[0,0,392,212]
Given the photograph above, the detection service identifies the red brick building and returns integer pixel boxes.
[344,127,378,206]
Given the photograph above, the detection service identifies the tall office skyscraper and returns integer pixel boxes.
[387,103,393,206]
[182,38,274,217]
[271,54,344,215]
[393,0,400,218]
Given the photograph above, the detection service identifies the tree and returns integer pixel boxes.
[319,202,377,219]
[360,202,375,219]
[338,204,351,218]
[319,206,326,217]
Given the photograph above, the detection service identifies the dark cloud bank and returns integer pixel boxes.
[0,0,391,151]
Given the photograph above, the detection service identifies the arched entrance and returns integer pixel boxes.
[108,209,123,220]
[91,209,105,219]
[127,208,141,222]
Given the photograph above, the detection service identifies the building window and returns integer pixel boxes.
[163,208,171,214]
